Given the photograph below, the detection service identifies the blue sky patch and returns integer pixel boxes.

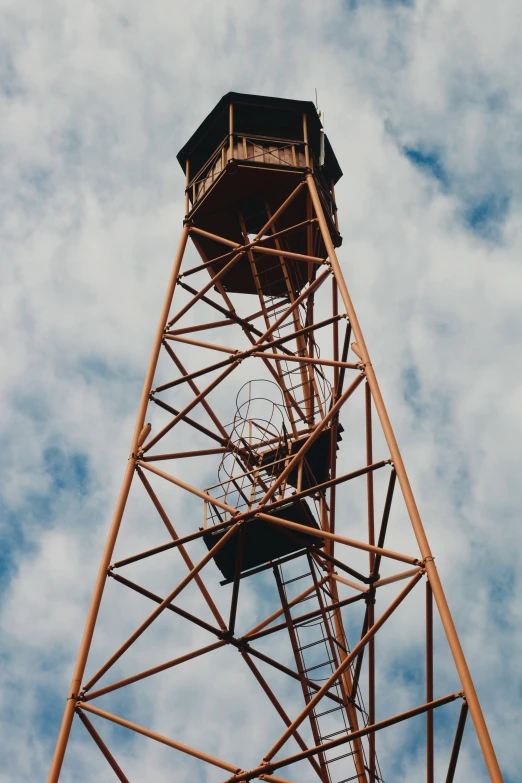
[402,144,510,240]
[0,501,28,594]
[401,364,426,421]
[43,447,90,497]
[0,448,92,596]
[0,49,23,99]
[344,0,413,9]
[403,146,450,188]
[463,192,510,240]
[450,460,473,514]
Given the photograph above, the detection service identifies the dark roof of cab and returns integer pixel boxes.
[176,91,343,185]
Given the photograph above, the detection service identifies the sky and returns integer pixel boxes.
[0,1,521,781]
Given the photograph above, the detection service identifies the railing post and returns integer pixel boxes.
[302,112,310,168]
[229,102,234,160]
[185,160,190,216]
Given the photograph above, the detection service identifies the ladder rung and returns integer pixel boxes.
[323,748,356,764]
[303,659,333,674]
[299,637,331,652]
[321,727,353,743]
[282,572,311,586]
[293,593,316,607]
[315,704,346,719]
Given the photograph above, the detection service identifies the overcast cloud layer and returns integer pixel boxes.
[0,1,520,781]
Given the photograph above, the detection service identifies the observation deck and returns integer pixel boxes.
[176,92,343,296]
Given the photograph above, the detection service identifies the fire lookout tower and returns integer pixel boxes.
[48,92,504,783]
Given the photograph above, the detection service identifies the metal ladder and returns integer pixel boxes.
[238,207,330,435]
[275,555,385,783]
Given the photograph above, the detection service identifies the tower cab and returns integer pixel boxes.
[177,92,343,297]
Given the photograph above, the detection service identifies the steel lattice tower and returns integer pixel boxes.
[48,93,503,783]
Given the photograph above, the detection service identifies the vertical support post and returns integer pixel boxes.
[330,179,339,232]
[307,171,504,783]
[237,210,299,437]
[365,381,375,568]
[366,381,376,781]
[229,102,234,161]
[426,580,434,783]
[307,192,314,282]
[446,702,469,783]
[241,651,324,780]
[328,277,339,545]
[229,528,245,635]
[263,199,316,424]
[332,279,339,398]
[47,225,190,783]
[325,562,369,782]
[273,566,329,783]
